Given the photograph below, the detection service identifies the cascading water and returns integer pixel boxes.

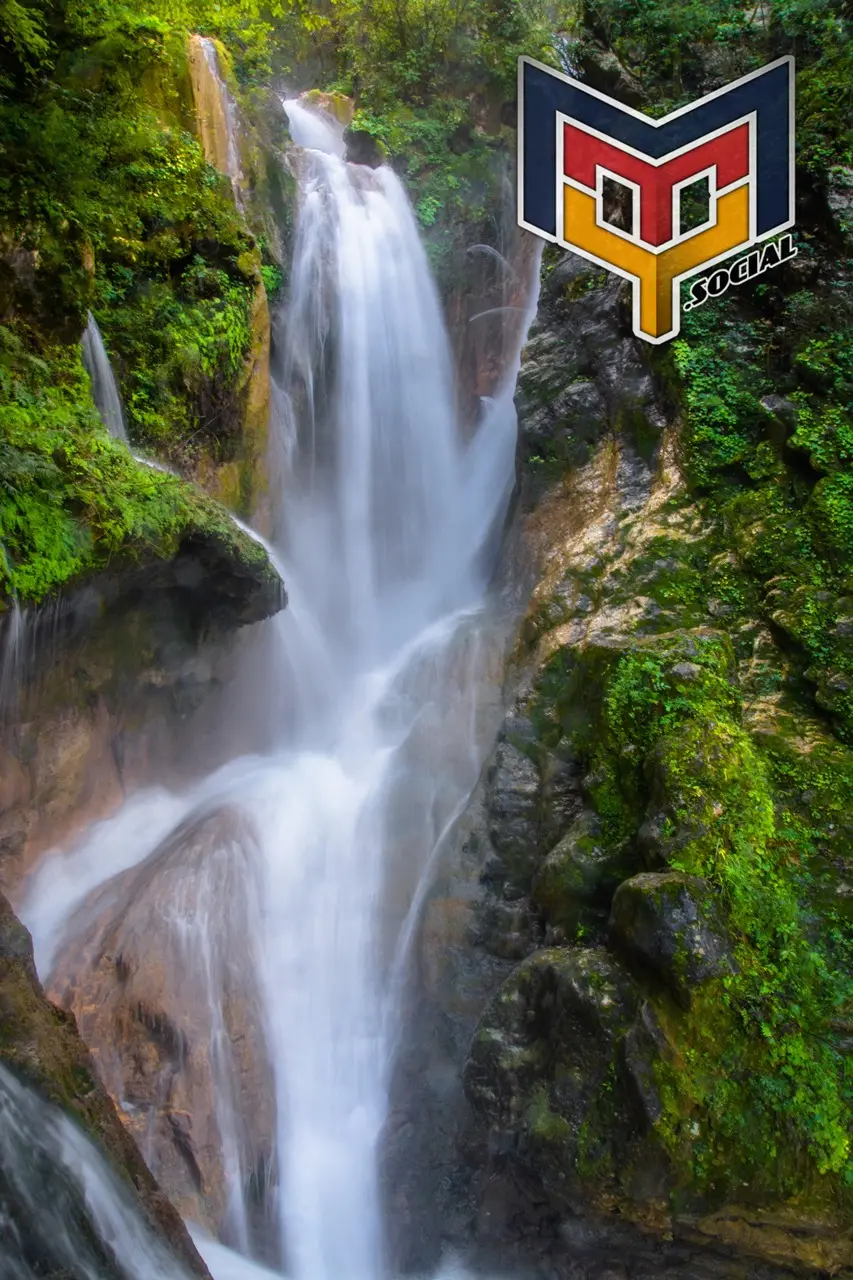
[81,313,128,444]
[0,1065,185,1280]
[21,96,540,1279]
[199,37,244,204]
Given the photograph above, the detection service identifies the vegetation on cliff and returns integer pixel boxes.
[0,0,564,605]
[472,0,853,1251]
[0,319,282,603]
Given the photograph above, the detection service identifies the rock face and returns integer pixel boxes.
[386,237,853,1279]
[516,251,664,473]
[446,224,543,427]
[0,533,284,896]
[48,806,274,1247]
[0,891,210,1277]
[185,32,273,527]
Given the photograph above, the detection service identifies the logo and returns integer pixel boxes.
[518,56,795,344]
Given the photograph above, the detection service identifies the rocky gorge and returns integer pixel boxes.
[1,2,853,1279]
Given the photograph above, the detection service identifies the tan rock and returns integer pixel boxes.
[48,805,274,1236]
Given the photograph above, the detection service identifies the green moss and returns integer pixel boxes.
[0,323,275,605]
[529,625,853,1199]
[526,1084,574,1146]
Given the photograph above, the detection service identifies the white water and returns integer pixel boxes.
[0,1065,188,1279]
[200,37,244,204]
[21,99,540,1279]
[81,313,128,444]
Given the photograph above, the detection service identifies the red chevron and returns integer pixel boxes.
[562,121,750,246]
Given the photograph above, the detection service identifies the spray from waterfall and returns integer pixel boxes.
[81,313,128,444]
[0,1065,187,1280]
[22,92,542,1280]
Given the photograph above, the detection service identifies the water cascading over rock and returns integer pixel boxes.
[49,807,273,1247]
[187,35,244,206]
[81,313,128,444]
[22,93,540,1279]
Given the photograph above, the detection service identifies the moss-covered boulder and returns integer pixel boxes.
[0,324,284,613]
[463,946,683,1227]
[463,948,643,1185]
[532,810,635,940]
[609,872,734,1008]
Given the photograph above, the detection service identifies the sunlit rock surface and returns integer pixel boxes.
[49,806,274,1243]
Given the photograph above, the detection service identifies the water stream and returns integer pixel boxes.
[81,313,129,444]
[19,99,540,1279]
[199,37,244,204]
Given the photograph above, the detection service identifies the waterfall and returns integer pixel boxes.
[0,599,24,720]
[80,314,128,444]
[22,95,540,1279]
[0,1065,186,1279]
[194,36,244,205]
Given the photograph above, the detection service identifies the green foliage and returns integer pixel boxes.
[578,1,851,173]
[0,322,271,602]
[532,628,853,1195]
[0,0,266,495]
[668,271,853,738]
[327,0,560,105]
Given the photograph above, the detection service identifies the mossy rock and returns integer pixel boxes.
[464,946,676,1210]
[532,809,636,938]
[638,717,773,876]
[609,871,735,1008]
[300,89,354,126]
[344,127,387,168]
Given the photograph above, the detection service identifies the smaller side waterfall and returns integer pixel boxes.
[188,35,244,205]
[0,1065,188,1280]
[81,314,128,444]
[0,598,24,721]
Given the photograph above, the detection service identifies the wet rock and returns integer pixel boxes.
[49,806,274,1244]
[526,380,610,468]
[0,528,282,899]
[516,250,665,473]
[610,872,735,1008]
[0,892,209,1276]
[480,703,579,901]
[532,810,635,937]
[485,735,541,880]
[344,127,386,168]
[464,947,646,1204]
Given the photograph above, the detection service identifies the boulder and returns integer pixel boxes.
[532,810,635,938]
[463,947,651,1204]
[610,872,735,1007]
[49,806,274,1245]
[344,127,387,168]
